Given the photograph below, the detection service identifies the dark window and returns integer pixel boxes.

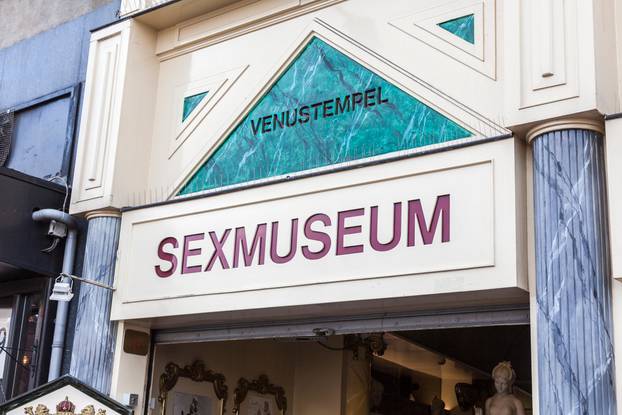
[0,296,13,400]
[0,291,47,403]
[5,98,72,179]
[1,84,80,181]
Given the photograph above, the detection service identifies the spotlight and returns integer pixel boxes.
[49,276,74,302]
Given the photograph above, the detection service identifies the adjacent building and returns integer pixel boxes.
[0,0,120,403]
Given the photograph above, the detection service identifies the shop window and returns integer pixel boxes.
[0,292,46,404]
[0,297,13,400]
[12,293,41,397]
[178,37,472,196]
[147,326,532,414]
[1,84,80,181]
[438,15,475,44]
[371,329,532,414]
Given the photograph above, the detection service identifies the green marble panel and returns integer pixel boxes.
[179,37,472,196]
[182,91,208,122]
[438,14,475,44]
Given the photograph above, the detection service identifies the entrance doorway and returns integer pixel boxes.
[147,316,532,415]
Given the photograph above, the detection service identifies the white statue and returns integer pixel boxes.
[485,362,526,415]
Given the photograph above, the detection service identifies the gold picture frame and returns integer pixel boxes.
[233,375,286,415]
[158,360,227,415]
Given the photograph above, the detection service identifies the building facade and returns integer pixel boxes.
[0,0,120,403]
[61,0,622,414]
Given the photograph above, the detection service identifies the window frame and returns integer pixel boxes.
[3,83,81,180]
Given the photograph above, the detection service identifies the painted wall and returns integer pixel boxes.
[0,1,119,109]
[0,0,120,180]
[0,0,114,49]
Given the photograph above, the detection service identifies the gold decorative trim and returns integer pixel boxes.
[233,374,286,414]
[24,397,107,415]
[526,118,605,143]
[84,209,122,220]
[158,360,227,415]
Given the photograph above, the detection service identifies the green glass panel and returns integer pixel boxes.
[438,14,475,44]
[179,37,472,196]
[182,91,208,122]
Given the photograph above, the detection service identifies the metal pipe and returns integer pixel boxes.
[32,209,77,229]
[32,209,78,381]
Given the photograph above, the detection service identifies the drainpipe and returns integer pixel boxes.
[32,209,78,381]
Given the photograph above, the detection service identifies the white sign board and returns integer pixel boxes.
[112,139,525,320]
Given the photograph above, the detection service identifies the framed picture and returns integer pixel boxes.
[158,361,227,415]
[172,391,214,415]
[233,375,286,415]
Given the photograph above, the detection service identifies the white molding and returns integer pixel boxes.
[168,65,249,159]
[155,0,345,61]
[518,0,579,109]
[389,0,496,79]
[71,23,131,209]
[417,2,483,60]
[526,118,604,142]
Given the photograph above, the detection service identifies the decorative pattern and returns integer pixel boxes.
[438,14,475,44]
[233,374,287,414]
[24,397,106,415]
[158,360,227,415]
[532,129,616,414]
[182,92,208,122]
[179,37,471,195]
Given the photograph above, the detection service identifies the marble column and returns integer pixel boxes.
[529,120,616,414]
[70,209,121,395]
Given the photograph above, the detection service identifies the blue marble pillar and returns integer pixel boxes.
[532,127,616,414]
[70,213,120,395]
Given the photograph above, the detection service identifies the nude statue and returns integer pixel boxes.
[485,362,526,415]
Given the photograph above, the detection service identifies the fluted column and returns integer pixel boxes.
[529,120,616,414]
[70,209,121,394]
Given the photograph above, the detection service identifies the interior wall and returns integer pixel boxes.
[293,338,344,415]
[343,348,370,415]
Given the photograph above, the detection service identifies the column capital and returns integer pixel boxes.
[84,208,122,221]
[526,118,604,143]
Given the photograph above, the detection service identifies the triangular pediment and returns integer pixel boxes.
[178,36,479,196]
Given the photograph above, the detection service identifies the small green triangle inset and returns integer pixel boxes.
[182,91,208,122]
[438,14,475,44]
[179,37,472,196]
